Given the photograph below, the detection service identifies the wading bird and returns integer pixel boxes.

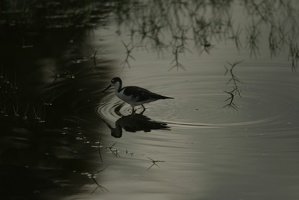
[102,77,173,113]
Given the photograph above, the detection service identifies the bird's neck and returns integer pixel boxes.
[114,81,122,93]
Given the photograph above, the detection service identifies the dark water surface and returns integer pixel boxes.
[1,1,299,200]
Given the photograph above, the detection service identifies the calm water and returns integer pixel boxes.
[1,1,299,200]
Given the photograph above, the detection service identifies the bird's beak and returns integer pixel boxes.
[102,84,111,93]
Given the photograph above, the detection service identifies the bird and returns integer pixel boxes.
[102,77,173,113]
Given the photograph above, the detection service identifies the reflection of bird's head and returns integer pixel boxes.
[111,124,122,138]
[102,119,123,138]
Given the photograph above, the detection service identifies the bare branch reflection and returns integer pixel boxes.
[121,41,135,68]
[224,60,243,109]
[147,157,165,171]
[113,0,299,70]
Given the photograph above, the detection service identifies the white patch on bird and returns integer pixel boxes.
[116,90,138,106]
[112,81,122,91]
[116,89,154,107]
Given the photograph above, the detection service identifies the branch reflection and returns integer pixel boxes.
[223,60,243,109]
[113,0,299,70]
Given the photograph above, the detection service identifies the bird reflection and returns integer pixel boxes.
[103,113,170,138]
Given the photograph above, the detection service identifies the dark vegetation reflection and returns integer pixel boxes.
[115,0,299,71]
[0,0,113,199]
[0,0,299,199]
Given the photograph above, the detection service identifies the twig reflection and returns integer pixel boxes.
[113,0,299,70]
[223,88,238,110]
[146,157,165,171]
[169,44,186,71]
[224,60,243,109]
[246,23,261,58]
[229,24,242,50]
[121,41,135,68]
[90,167,109,194]
[289,41,299,71]
[106,142,120,157]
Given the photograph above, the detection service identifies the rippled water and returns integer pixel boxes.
[1,1,299,200]
[95,44,299,200]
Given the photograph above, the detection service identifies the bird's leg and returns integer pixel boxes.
[131,106,136,114]
[141,105,146,112]
[139,105,146,115]
[142,105,147,110]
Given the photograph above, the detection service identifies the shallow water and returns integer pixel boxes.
[1,0,299,200]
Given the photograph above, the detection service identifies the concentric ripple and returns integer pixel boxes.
[97,92,130,119]
[96,74,299,131]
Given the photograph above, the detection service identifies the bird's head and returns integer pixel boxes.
[102,77,122,93]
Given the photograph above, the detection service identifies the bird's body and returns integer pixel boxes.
[102,77,173,113]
